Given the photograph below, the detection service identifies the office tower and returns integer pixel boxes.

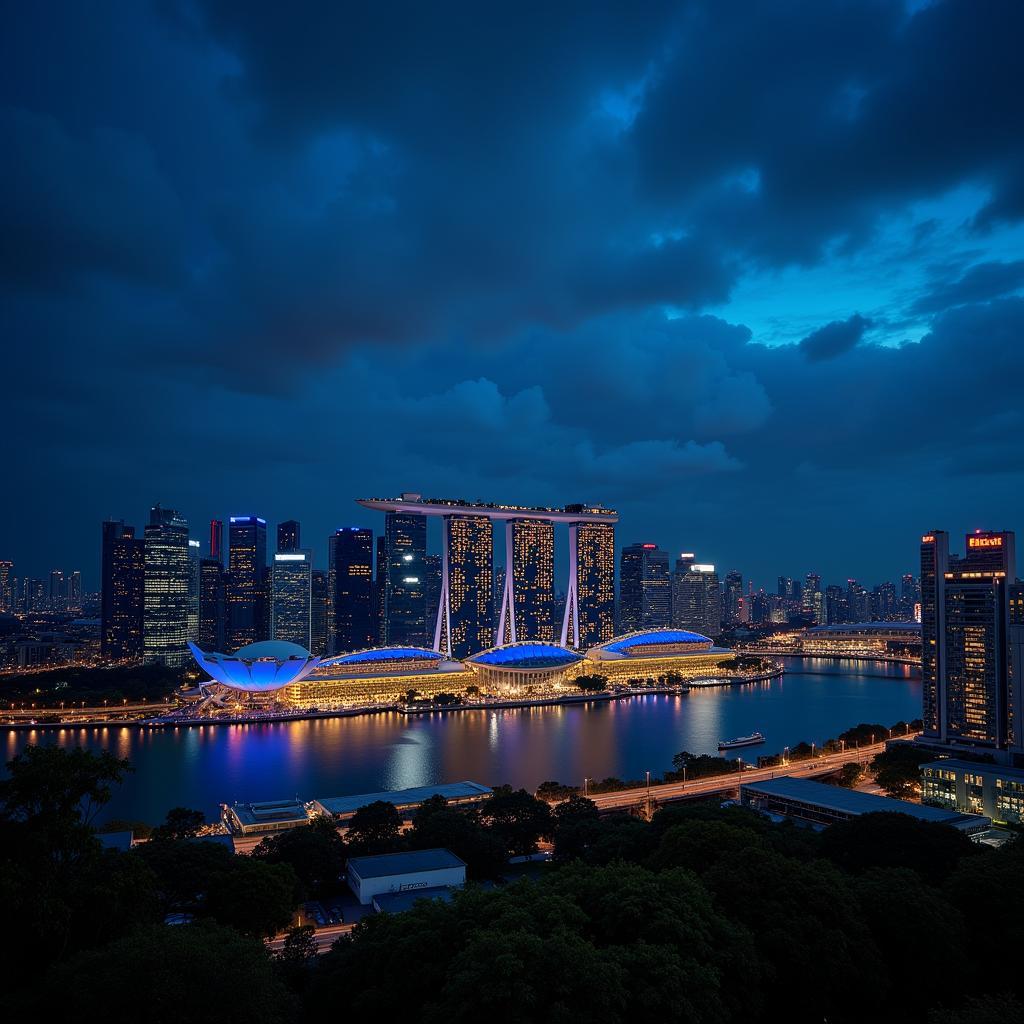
[672,563,721,637]
[310,569,329,657]
[439,515,494,659]
[0,560,13,613]
[271,550,312,648]
[750,589,771,625]
[381,511,427,647]
[620,542,670,633]
[825,584,847,625]
[329,527,375,653]
[423,554,442,641]
[374,536,387,644]
[226,516,267,652]
[872,581,898,621]
[187,540,201,640]
[846,579,869,622]
[143,505,190,667]
[198,557,225,652]
[209,519,224,562]
[500,519,555,643]
[49,570,67,613]
[802,572,824,624]
[102,521,144,662]
[921,530,1022,763]
[563,520,615,649]
[900,574,920,621]
[277,520,300,553]
[777,576,794,599]
[26,578,46,612]
[723,570,744,626]
[68,571,82,614]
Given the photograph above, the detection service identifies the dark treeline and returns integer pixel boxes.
[2,662,187,712]
[3,744,1022,1023]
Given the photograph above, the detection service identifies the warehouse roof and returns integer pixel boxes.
[348,848,466,879]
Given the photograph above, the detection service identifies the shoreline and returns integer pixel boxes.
[3,666,784,732]
[733,649,920,666]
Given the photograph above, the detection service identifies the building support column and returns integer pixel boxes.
[560,523,580,648]
[497,520,517,645]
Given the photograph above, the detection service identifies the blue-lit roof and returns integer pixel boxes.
[599,629,711,653]
[322,646,444,666]
[188,641,320,691]
[468,642,583,669]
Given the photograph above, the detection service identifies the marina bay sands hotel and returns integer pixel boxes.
[356,493,617,658]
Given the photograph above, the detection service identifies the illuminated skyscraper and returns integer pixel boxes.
[563,520,615,648]
[187,539,200,640]
[277,520,301,553]
[226,516,267,652]
[423,553,442,640]
[143,505,190,667]
[846,579,869,621]
[68,571,82,614]
[198,557,225,652]
[310,569,329,657]
[723,570,744,626]
[921,529,1023,764]
[619,543,670,633]
[497,519,554,643]
[49,570,67,613]
[0,560,12,613]
[803,572,823,624]
[382,511,427,647]
[209,519,224,562]
[439,515,494,659]
[102,521,144,662]
[672,563,721,637]
[271,550,312,648]
[329,527,375,653]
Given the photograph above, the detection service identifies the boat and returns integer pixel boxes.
[718,731,765,750]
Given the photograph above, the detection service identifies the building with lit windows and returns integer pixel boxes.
[277,520,300,553]
[271,551,312,648]
[497,519,554,644]
[568,519,616,649]
[102,522,145,662]
[439,515,494,659]
[226,516,268,652]
[381,511,428,647]
[187,540,200,640]
[921,760,1024,825]
[920,529,1023,767]
[619,543,670,633]
[329,527,375,653]
[143,505,190,667]
[0,560,11,613]
[672,563,721,637]
[801,621,922,658]
[310,569,329,657]
[198,557,225,652]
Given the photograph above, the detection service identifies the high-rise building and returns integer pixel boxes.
[329,527,375,653]
[310,569,329,657]
[143,505,190,667]
[620,543,670,633]
[825,584,848,625]
[198,557,225,652]
[226,516,268,652]
[102,523,144,662]
[271,550,312,648]
[0,560,12,613]
[920,529,1022,765]
[846,579,870,622]
[900,574,920,621]
[26,578,46,612]
[778,576,794,599]
[209,519,224,562]
[564,520,615,648]
[672,563,721,637]
[441,515,494,659]
[187,540,201,640]
[381,512,427,647]
[723,570,744,626]
[68,571,82,614]
[803,573,824,624]
[277,520,301,553]
[374,535,387,645]
[502,519,555,643]
[423,554,442,641]
[872,581,898,621]
[49,570,67,613]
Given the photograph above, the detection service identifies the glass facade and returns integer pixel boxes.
[575,521,616,648]
[226,516,267,652]
[329,527,375,653]
[619,543,671,633]
[382,512,427,647]
[143,505,190,667]
[106,525,144,662]
[271,551,312,648]
[446,515,494,659]
[198,557,225,652]
[512,519,554,642]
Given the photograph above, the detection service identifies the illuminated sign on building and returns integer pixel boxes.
[968,536,1003,548]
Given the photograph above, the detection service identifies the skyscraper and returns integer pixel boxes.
[310,569,329,657]
[564,520,615,648]
[101,521,144,662]
[209,519,224,562]
[825,584,848,625]
[803,572,824,624]
[277,520,301,553]
[187,539,201,640]
[504,519,554,643]
[441,515,494,659]
[723,570,744,626]
[271,550,312,648]
[920,529,1022,764]
[68,571,82,614]
[329,527,375,653]
[226,516,268,652]
[0,560,12,613]
[672,563,721,637]
[198,557,225,652]
[619,543,670,633]
[49,570,67,613]
[381,511,427,647]
[846,579,870,622]
[143,505,190,667]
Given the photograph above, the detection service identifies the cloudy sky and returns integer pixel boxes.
[4,0,1024,589]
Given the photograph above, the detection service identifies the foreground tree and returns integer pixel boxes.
[344,800,403,856]
[870,741,931,799]
[254,815,347,898]
[407,800,506,879]
[481,785,553,857]
[150,806,206,841]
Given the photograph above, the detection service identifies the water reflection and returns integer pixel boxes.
[4,658,921,823]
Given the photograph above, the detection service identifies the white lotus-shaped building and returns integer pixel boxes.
[188,640,321,691]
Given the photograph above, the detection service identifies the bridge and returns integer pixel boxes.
[584,734,917,815]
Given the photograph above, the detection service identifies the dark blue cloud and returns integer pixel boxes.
[2,0,1024,588]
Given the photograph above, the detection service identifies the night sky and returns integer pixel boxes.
[4,1,1024,589]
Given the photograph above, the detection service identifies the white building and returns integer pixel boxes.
[346,848,466,905]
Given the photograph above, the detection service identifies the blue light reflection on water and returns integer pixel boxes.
[4,658,921,823]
